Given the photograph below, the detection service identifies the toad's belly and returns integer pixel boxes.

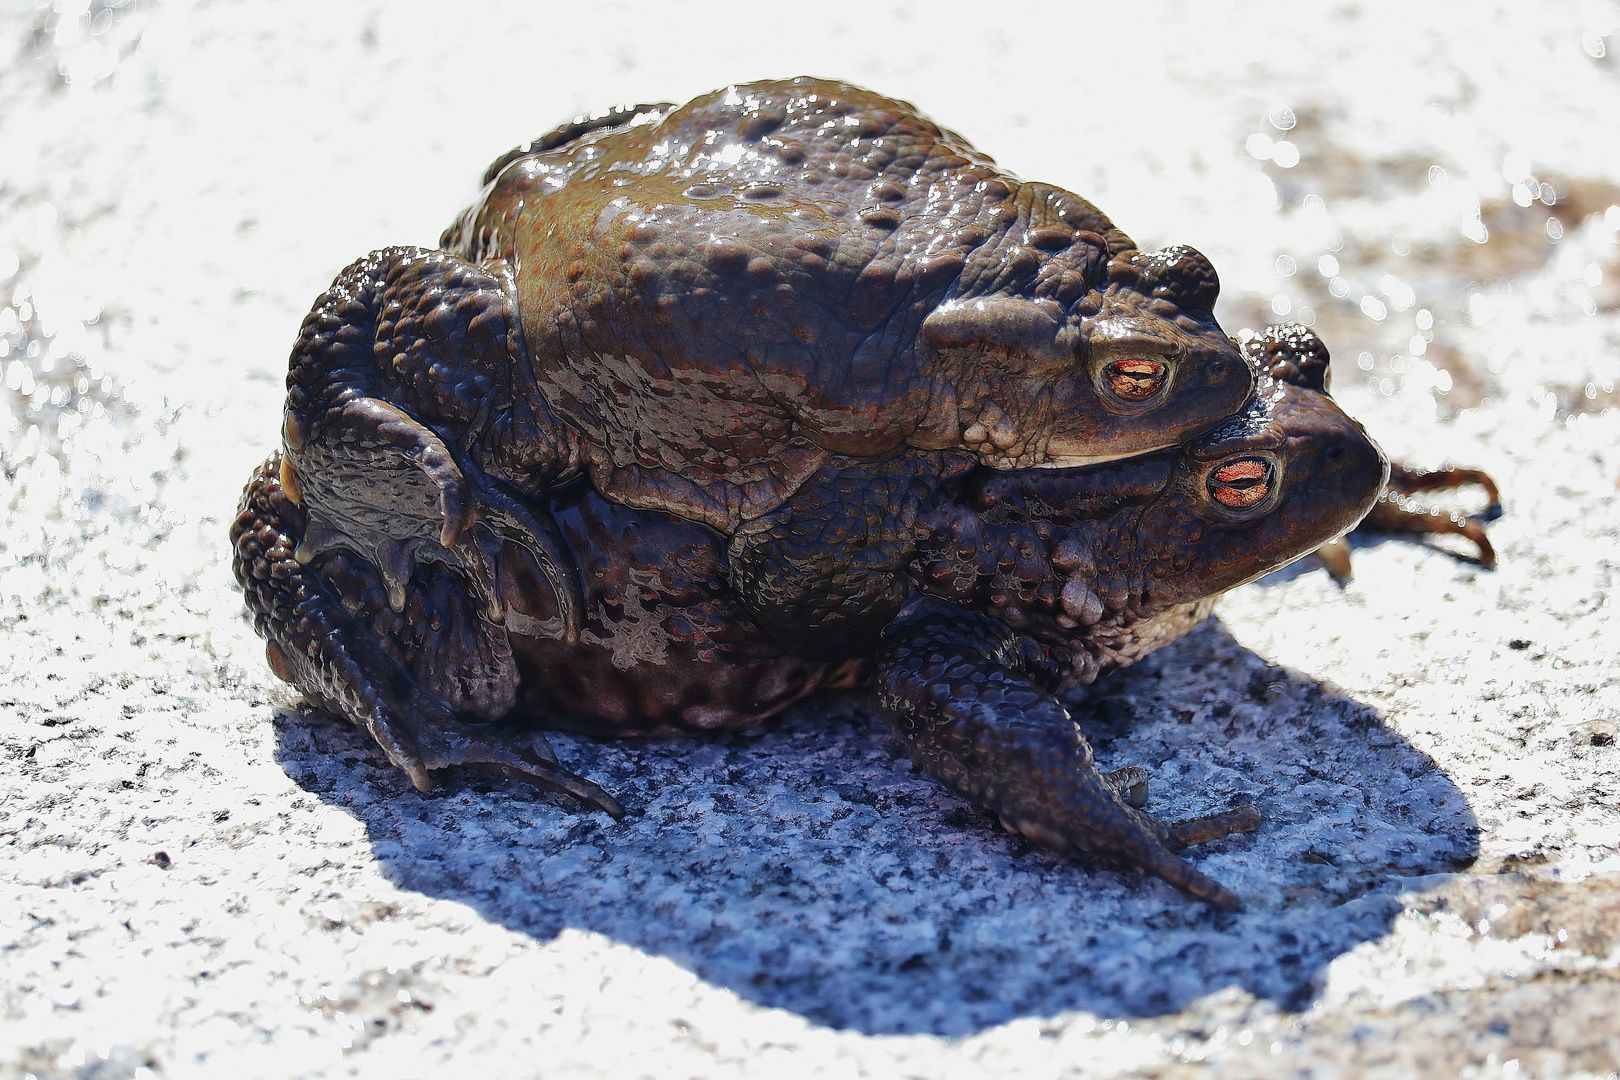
[510,631,837,736]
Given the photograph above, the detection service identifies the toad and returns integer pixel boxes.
[236,82,1496,907]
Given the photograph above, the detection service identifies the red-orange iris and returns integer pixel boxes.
[1209,458,1271,509]
[1104,358,1167,401]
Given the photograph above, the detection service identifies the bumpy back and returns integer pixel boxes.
[445,78,1251,533]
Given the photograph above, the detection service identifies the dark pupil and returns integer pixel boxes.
[1209,457,1271,509]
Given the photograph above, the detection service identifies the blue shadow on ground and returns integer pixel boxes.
[273,616,1477,1036]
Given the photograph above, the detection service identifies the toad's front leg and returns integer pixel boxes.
[1358,463,1500,568]
[873,596,1259,909]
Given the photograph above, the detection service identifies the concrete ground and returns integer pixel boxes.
[2,1,1617,1076]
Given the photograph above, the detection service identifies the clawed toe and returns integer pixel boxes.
[1364,497,1498,568]
[388,708,626,818]
[1360,462,1502,568]
[1150,854,1247,911]
[469,759,627,819]
[1388,463,1500,511]
[364,693,622,819]
[1156,804,1262,850]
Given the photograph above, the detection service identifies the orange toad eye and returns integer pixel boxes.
[1104,358,1168,401]
[1208,457,1272,509]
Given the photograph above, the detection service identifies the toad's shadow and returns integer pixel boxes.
[274,616,1476,1036]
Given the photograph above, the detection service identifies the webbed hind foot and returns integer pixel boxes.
[379,704,624,818]
[236,454,622,817]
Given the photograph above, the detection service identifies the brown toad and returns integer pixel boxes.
[234,81,1494,908]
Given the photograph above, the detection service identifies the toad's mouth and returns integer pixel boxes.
[1025,449,1145,469]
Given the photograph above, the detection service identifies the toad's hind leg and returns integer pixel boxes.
[283,245,583,641]
[232,454,623,817]
[874,596,1259,910]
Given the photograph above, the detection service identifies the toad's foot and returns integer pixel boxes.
[1002,767,1151,829]
[875,596,1259,911]
[389,711,625,817]
[1102,766,1150,808]
[1384,462,1501,513]
[1347,462,1500,576]
[233,454,622,817]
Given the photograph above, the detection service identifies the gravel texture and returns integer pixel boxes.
[2,1,1618,1077]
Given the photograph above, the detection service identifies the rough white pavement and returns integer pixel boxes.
[2,1,1618,1077]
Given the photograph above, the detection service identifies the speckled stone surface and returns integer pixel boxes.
[2,2,1618,1077]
